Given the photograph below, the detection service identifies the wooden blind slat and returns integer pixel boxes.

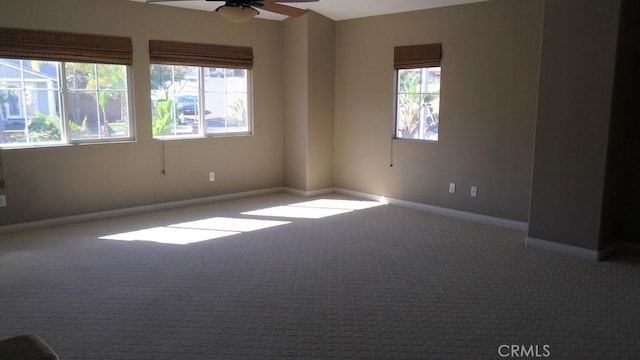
[394,43,442,69]
[0,27,132,65]
[149,40,253,69]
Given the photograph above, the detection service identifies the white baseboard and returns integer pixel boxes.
[525,236,606,261]
[334,188,529,232]
[0,187,286,235]
[284,187,335,198]
[0,185,529,235]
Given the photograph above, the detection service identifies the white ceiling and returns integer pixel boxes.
[129,0,489,21]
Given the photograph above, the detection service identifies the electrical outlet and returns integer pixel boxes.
[471,186,478,198]
[0,195,6,207]
[449,183,456,194]
[209,171,215,182]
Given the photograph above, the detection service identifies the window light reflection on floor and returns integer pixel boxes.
[99,198,385,245]
[171,217,290,232]
[99,226,239,245]
[242,199,384,219]
[99,217,290,245]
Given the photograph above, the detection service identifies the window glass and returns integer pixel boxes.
[205,68,249,135]
[396,67,441,141]
[65,63,130,140]
[150,65,200,137]
[150,65,251,139]
[0,59,62,145]
[0,58,132,147]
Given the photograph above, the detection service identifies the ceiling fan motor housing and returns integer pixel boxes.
[224,0,264,8]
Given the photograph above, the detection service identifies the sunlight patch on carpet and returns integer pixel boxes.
[99,199,383,244]
[170,217,290,232]
[99,226,238,245]
[99,217,290,245]
[242,198,384,219]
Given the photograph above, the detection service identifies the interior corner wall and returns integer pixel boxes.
[528,0,622,251]
[334,0,543,222]
[282,15,310,191]
[283,11,335,192]
[307,13,335,191]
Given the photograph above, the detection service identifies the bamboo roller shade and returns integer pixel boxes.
[0,27,132,65]
[394,43,442,69]
[149,40,253,69]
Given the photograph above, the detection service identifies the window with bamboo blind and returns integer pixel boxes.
[0,27,134,146]
[394,43,442,141]
[149,40,254,138]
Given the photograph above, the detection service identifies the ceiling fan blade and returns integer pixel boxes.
[261,2,308,17]
[144,0,318,18]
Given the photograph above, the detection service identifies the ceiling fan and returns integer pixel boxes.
[145,0,319,23]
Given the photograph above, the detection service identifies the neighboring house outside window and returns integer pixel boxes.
[394,43,443,141]
[149,40,253,139]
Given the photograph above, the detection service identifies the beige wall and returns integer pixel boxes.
[282,11,335,192]
[282,14,309,190]
[307,13,335,191]
[334,0,544,222]
[0,0,284,226]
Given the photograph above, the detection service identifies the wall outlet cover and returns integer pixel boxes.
[0,195,6,207]
[209,172,215,182]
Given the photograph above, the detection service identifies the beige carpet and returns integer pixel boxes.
[1,193,639,359]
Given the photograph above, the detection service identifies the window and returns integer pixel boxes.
[149,40,253,139]
[0,28,133,147]
[394,43,442,141]
[396,67,441,141]
[65,63,130,140]
[150,65,250,137]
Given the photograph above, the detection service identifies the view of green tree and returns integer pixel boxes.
[65,62,128,137]
[397,69,437,139]
[68,116,90,139]
[229,97,247,124]
[150,65,188,100]
[27,113,61,142]
[152,99,178,136]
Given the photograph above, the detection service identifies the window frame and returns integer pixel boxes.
[150,64,253,140]
[0,59,135,148]
[62,62,135,144]
[394,66,441,142]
